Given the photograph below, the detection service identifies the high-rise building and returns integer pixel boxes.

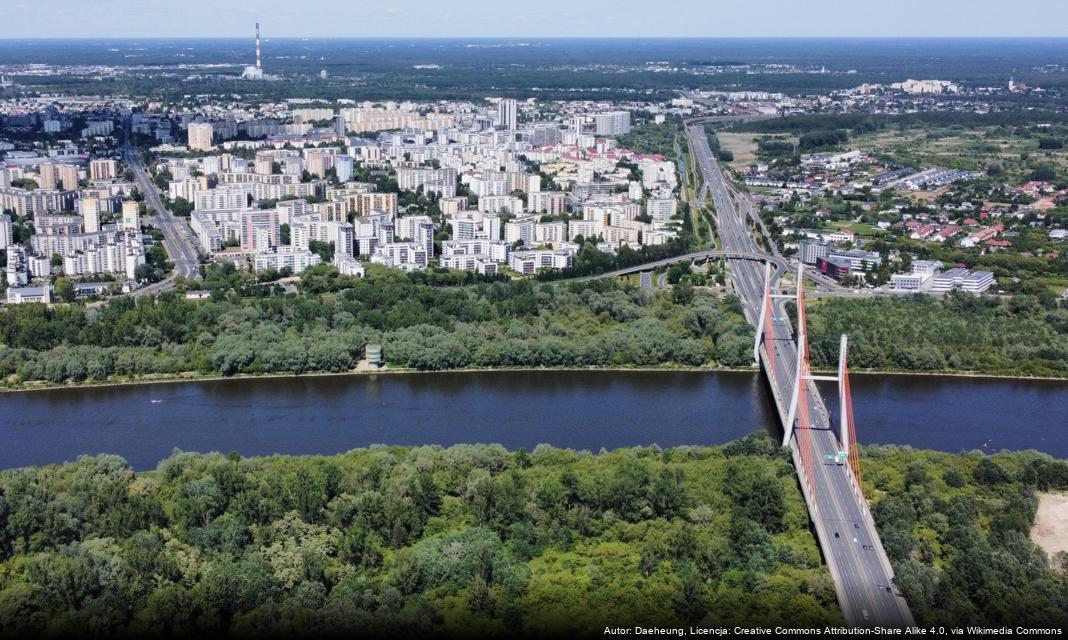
[595,111,631,136]
[0,213,12,249]
[335,155,354,183]
[121,200,139,231]
[798,239,830,265]
[81,197,101,233]
[498,98,517,131]
[37,164,57,190]
[57,164,79,191]
[90,159,118,181]
[187,123,214,151]
[242,209,280,251]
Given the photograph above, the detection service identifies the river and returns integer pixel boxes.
[1,370,1065,470]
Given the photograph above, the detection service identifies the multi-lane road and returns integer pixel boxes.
[686,124,915,628]
[123,124,201,281]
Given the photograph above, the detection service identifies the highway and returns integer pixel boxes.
[123,121,201,280]
[686,124,915,628]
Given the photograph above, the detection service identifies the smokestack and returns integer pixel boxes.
[255,23,261,70]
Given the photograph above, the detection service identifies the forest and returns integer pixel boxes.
[1,433,1066,637]
[804,292,1068,378]
[2,267,1067,386]
[0,267,756,387]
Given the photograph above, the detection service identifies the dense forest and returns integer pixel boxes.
[0,267,756,387]
[1,434,1066,637]
[861,444,1068,626]
[2,268,1067,385]
[805,292,1068,378]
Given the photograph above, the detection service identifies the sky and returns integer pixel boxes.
[3,0,1068,39]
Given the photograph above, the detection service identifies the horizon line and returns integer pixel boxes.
[2,35,1068,40]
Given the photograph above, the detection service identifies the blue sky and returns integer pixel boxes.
[3,0,1068,38]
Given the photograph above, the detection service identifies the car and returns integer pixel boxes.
[834,532,840,538]
[862,609,870,621]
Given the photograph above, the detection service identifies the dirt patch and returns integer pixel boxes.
[718,133,759,168]
[1032,492,1068,562]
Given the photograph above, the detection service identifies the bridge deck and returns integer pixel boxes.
[686,124,915,628]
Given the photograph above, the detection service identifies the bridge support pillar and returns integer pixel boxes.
[782,265,805,447]
[838,334,849,453]
[753,261,771,365]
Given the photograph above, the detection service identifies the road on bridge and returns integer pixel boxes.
[686,123,915,629]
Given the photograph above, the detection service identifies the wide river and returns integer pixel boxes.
[1,370,1066,470]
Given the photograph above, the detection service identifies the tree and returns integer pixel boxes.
[54,277,75,303]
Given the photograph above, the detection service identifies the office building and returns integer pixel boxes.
[798,239,830,265]
[815,256,852,281]
[929,268,995,294]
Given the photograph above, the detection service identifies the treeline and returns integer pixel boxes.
[0,435,840,637]
[805,293,1068,377]
[731,111,1068,137]
[534,238,696,281]
[0,266,756,386]
[861,444,1068,626]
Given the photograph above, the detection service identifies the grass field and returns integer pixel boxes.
[718,132,760,168]
[850,127,1068,178]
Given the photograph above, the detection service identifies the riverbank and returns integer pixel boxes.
[3,362,1067,394]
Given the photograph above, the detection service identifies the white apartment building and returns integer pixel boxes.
[479,195,523,215]
[508,249,573,274]
[498,98,518,131]
[535,221,567,245]
[334,252,365,277]
[505,216,537,246]
[396,167,457,192]
[440,254,498,275]
[62,232,145,279]
[254,246,322,274]
[195,187,249,212]
[528,191,567,215]
[0,213,12,249]
[441,239,510,263]
[646,197,677,222]
[595,111,631,136]
[371,242,428,271]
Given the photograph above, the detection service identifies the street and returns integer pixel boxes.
[123,122,201,281]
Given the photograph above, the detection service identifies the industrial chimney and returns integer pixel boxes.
[256,23,262,70]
